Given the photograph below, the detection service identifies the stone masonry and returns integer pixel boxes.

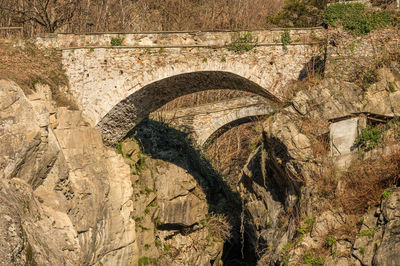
[36,28,326,145]
[150,95,275,146]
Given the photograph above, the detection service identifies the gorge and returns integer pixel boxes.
[1,4,400,265]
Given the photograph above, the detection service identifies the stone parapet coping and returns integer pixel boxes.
[36,27,327,49]
[58,41,324,50]
[37,27,325,37]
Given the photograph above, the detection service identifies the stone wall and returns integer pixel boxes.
[61,44,321,145]
[34,28,326,145]
[150,95,275,146]
[35,28,326,49]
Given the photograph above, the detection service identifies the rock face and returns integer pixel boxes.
[0,80,228,266]
[0,80,137,265]
[120,134,226,266]
[0,178,78,265]
[239,28,400,265]
[344,188,400,266]
[155,163,208,226]
[373,189,400,265]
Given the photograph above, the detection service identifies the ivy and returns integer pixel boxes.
[228,32,256,52]
[110,36,124,46]
[281,29,292,50]
[325,3,393,36]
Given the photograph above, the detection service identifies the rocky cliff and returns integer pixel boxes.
[0,80,227,265]
[0,80,136,265]
[237,27,400,265]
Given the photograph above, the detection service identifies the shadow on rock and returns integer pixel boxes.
[129,118,258,265]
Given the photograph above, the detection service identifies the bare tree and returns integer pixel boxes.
[0,0,80,32]
[0,0,284,35]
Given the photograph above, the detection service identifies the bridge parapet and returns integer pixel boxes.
[35,27,326,49]
[37,28,327,145]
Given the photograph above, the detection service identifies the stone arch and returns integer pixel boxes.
[96,71,278,145]
[200,113,273,148]
[201,115,267,149]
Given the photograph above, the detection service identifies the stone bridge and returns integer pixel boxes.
[150,95,275,146]
[36,27,326,145]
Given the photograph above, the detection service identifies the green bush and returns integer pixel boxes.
[138,257,157,266]
[281,29,292,50]
[326,235,336,247]
[356,125,382,148]
[298,227,307,236]
[360,246,366,254]
[303,254,325,266]
[228,32,256,52]
[325,3,393,36]
[355,124,383,150]
[358,227,379,238]
[388,82,397,92]
[305,217,315,226]
[111,37,124,46]
[382,189,391,199]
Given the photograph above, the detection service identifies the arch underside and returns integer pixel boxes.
[96,71,278,146]
[202,115,268,149]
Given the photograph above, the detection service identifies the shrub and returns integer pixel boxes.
[281,29,291,50]
[382,188,391,199]
[163,243,170,251]
[111,37,124,46]
[298,227,307,236]
[340,150,400,215]
[355,124,383,150]
[325,3,393,36]
[266,0,328,27]
[154,217,162,227]
[350,66,380,90]
[205,213,232,241]
[360,246,366,254]
[116,141,123,155]
[359,227,379,238]
[228,32,256,52]
[303,254,325,266]
[388,82,397,92]
[362,69,379,88]
[326,235,336,247]
[138,257,157,266]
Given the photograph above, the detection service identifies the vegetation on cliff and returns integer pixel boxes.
[0,40,76,108]
[325,2,397,36]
